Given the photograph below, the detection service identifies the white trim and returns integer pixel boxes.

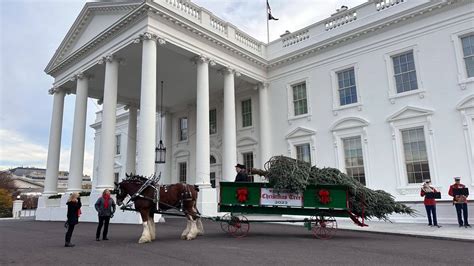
[330,63,363,115]
[286,77,312,123]
[387,107,439,194]
[451,29,474,90]
[384,45,426,104]
[331,117,371,186]
[285,126,317,165]
[456,94,474,185]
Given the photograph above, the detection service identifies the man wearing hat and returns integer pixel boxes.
[448,177,470,228]
[234,164,249,182]
[420,179,440,227]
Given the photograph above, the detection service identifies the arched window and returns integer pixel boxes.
[210,155,216,164]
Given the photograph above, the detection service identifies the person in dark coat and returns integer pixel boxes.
[65,192,81,247]
[234,164,249,182]
[95,189,116,241]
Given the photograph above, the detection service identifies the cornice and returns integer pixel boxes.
[267,0,460,69]
[46,0,463,77]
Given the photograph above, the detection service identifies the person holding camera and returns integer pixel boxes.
[420,179,440,228]
[94,189,116,241]
[448,177,470,228]
[65,192,81,247]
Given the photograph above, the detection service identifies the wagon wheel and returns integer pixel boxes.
[227,215,250,238]
[312,213,337,240]
[219,213,232,233]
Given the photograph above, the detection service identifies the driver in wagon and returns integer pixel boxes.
[234,164,250,182]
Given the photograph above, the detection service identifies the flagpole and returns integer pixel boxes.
[266,0,269,43]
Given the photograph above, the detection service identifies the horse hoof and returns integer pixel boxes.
[138,238,150,244]
[180,235,187,240]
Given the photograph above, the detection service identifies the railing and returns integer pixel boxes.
[13,209,36,218]
[375,0,405,11]
[282,29,310,48]
[210,17,227,35]
[235,31,262,52]
[164,0,200,20]
[325,11,358,31]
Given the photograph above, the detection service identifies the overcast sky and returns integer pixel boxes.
[0,0,365,176]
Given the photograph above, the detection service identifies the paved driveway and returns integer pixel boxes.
[0,218,472,265]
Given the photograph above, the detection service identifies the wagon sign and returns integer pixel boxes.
[260,188,303,207]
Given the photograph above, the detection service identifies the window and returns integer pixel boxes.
[337,68,358,106]
[179,162,187,183]
[461,35,474,78]
[209,109,217,134]
[392,51,418,93]
[242,99,252,127]
[179,117,188,141]
[401,127,430,184]
[342,136,365,185]
[242,152,254,169]
[292,82,308,116]
[115,135,121,155]
[210,155,216,164]
[296,143,311,163]
[114,172,119,184]
[210,172,216,188]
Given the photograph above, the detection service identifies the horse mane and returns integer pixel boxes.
[123,173,156,185]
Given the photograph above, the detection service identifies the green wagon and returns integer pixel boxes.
[217,181,367,239]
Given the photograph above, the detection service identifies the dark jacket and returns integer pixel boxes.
[66,198,82,225]
[95,197,116,217]
[235,171,249,182]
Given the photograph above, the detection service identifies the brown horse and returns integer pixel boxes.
[115,174,203,243]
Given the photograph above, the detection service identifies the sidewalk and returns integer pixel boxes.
[336,218,474,241]
[244,214,474,241]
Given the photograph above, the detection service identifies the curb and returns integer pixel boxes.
[337,227,474,243]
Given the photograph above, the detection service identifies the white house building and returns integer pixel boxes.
[37,0,474,224]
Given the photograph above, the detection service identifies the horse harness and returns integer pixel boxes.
[128,179,195,213]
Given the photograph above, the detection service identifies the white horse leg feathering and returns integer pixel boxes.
[138,221,152,243]
[181,219,191,240]
[186,218,199,240]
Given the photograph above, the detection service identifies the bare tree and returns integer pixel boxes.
[0,171,17,192]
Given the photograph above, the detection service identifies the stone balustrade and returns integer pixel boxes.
[325,11,358,31]
[282,29,310,48]
[375,0,406,11]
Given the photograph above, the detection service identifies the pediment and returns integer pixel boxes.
[331,117,369,131]
[285,126,316,139]
[456,94,474,110]
[237,137,258,147]
[387,106,434,122]
[174,150,190,158]
[45,1,140,73]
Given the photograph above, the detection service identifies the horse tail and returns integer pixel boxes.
[193,185,199,192]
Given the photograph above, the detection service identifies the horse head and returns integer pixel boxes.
[114,181,127,206]
[114,173,148,206]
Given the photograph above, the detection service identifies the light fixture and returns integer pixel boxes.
[155,81,166,164]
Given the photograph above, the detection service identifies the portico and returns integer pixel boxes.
[38,0,270,222]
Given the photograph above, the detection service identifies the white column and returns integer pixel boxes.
[137,35,157,177]
[195,56,211,186]
[259,83,272,167]
[43,88,66,195]
[163,112,173,184]
[67,75,89,192]
[222,68,237,182]
[97,56,119,190]
[125,106,137,175]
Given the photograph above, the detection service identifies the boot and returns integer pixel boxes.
[64,242,75,247]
